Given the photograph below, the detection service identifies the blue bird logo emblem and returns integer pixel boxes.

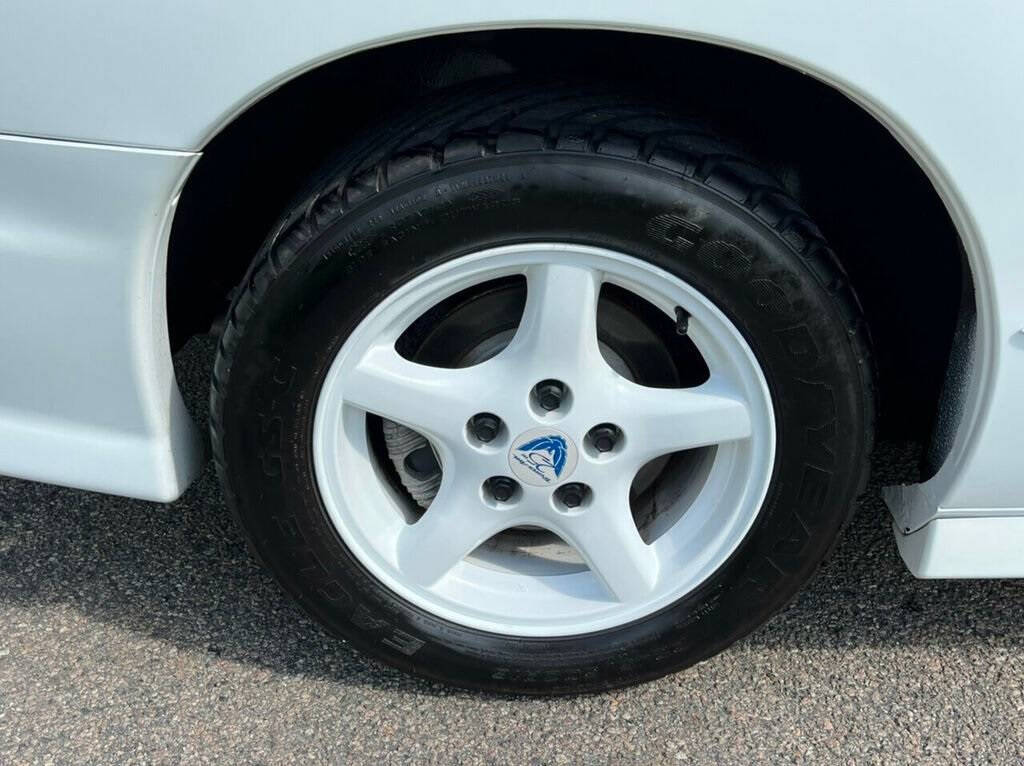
[514,435,569,481]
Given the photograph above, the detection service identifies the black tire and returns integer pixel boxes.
[211,81,874,694]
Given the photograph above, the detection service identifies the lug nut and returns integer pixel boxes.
[589,423,620,453]
[487,476,518,503]
[535,380,566,411]
[555,482,588,509]
[470,413,501,443]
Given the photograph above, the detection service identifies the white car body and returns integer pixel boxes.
[1,1,1021,578]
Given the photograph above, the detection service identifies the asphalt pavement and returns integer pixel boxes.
[1,337,1023,764]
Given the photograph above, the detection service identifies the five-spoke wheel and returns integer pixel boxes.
[313,245,774,635]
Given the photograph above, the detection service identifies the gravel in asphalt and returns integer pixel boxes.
[1,337,1023,764]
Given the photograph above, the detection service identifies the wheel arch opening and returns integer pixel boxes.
[167,28,975,482]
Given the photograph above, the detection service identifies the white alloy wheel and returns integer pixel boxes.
[313,243,775,636]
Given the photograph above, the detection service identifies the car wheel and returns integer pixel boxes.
[211,82,874,694]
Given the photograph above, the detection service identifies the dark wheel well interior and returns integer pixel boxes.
[168,29,969,478]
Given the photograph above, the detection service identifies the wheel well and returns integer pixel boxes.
[168,28,969,469]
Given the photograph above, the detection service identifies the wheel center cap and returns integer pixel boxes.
[508,427,579,487]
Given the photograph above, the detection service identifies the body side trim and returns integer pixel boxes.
[0,133,203,501]
[895,517,1024,579]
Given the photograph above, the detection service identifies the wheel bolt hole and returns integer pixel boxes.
[468,412,503,445]
[531,379,571,417]
[586,423,623,457]
[554,482,590,511]
[485,476,520,506]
